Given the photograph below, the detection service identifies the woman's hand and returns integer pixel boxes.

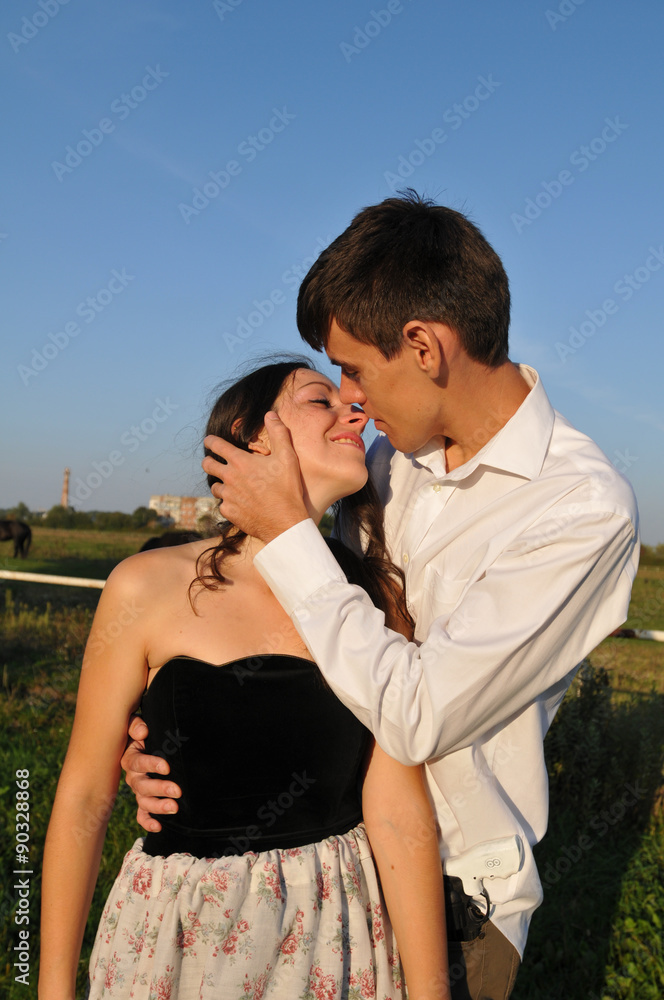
[120,715,181,833]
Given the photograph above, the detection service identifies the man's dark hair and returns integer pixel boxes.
[297,190,510,366]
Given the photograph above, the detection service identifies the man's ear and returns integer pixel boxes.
[231,418,272,455]
[402,320,453,379]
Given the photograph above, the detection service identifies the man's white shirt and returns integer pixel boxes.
[255,365,639,957]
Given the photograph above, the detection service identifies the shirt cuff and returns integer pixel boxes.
[254,519,347,615]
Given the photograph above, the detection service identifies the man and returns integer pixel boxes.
[124,192,638,998]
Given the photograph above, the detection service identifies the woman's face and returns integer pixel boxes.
[268,368,369,510]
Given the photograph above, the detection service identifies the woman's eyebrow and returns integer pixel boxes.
[297,379,335,392]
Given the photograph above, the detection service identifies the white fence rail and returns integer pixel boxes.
[1,575,662,641]
[0,570,106,589]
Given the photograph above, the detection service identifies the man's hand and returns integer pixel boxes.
[121,715,181,833]
[202,411,309,542]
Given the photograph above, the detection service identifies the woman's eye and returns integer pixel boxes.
[311,398,331,407]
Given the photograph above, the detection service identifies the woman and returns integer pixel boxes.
[40,360,450,999]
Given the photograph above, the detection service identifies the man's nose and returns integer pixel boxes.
[339,374,366,406]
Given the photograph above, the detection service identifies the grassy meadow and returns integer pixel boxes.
[1,528,663,998]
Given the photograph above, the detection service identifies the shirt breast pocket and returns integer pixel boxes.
[416,566,469,642]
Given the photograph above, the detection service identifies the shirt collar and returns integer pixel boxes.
[410,365,555,482]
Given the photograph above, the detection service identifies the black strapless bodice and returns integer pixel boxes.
[140,654,370,858]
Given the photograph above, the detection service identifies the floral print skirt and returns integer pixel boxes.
[88,823,404,999]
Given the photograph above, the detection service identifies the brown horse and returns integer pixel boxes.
[0,519,32,558]
[139,530,202,552]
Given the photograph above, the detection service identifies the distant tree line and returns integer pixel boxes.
[0,502,157,532]
[2,503,661,558]
[639,543,664,565]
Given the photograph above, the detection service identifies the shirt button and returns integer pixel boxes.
[432,484,442,493]
[403,553,409,564]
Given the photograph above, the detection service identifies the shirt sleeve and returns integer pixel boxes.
[254,512,638,764]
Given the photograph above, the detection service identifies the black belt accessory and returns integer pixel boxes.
[444,874,491,943]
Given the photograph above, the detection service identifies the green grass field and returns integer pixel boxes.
[1,529,662,998]
[0,526,152,588]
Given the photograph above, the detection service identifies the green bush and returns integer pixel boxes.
[513,661,664,1000]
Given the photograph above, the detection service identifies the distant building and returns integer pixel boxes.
[61,468,70,508]
[148,494,218,530]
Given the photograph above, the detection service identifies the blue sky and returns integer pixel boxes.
[2,0,663,541]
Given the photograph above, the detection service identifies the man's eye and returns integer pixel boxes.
[342,369,359,382]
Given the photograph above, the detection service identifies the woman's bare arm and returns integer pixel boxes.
[363,742,450,1000]
[39,560,150,1000]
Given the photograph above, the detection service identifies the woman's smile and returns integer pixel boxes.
[329,432,365,452]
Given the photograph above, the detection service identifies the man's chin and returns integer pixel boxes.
[380,426,408,453]
[373,418,424,454]
[381,427,430,456]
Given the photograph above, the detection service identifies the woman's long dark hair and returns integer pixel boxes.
[192,357,412,633]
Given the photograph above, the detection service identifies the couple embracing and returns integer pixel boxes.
[40,192,638,1000]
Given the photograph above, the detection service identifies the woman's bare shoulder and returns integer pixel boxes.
[104,538,215,598]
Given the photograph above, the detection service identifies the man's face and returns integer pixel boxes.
[325,320,439,454]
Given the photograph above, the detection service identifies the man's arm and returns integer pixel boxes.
[200,415,638,763]
[254,509,638,764]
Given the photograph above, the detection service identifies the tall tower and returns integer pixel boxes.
[61,468,70,509]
